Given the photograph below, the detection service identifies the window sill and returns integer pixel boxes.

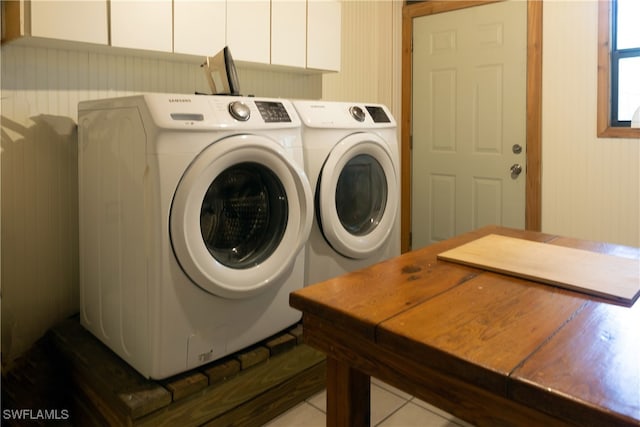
[597,125,640,138]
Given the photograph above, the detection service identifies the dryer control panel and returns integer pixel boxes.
[365,106,391,123]
[293,100,396,129]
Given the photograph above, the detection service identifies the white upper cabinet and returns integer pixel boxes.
[174,0,226,57]
[6,1,108,45]
[31,1,108,44]
[271,0,307,68]
[307,0,341,72]
[110,0,173,52]
[226,0,270,64]
[2,0,341,72]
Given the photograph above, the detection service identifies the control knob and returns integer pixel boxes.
[349,106,366,122]
[229,101,250,121]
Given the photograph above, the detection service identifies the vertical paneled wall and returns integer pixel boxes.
[0,43,322,363]
[322,0,402,118]
[541,1,640,247]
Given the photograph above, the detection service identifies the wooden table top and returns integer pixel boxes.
[290,226,640,426]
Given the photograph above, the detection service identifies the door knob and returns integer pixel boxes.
[510,164,523,179]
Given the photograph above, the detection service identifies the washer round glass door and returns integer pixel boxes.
[171,134,313,299]
[200,162,287,269]
[317,133,398,259]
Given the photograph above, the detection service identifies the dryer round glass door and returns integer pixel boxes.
[335,154,387,236]
[317,133,399,259]
[171,134,313,299]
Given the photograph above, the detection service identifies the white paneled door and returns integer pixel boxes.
[411,0,527,248]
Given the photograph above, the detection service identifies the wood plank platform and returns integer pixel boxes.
[42,317,326,426]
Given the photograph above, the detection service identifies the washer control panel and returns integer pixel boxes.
[255,101,292,123]
[143,94,300,129]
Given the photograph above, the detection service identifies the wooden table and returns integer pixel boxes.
[290,226,640,427]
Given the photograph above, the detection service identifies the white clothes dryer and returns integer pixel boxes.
[78,94,313,379]
[292,100,400,286]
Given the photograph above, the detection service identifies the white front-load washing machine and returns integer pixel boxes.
[292,100,400,286]
[78,94,313,379]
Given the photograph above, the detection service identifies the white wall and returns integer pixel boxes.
[0,1,401,365]
[541,0,640,247]
[322,0,402,119]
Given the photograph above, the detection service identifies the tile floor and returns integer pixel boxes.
[264,378,474,427]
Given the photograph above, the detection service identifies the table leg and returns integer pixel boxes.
[326,356,371,427]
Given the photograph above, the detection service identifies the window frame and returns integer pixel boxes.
[597,0,640,137]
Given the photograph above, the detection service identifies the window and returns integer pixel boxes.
[611,0,640,125]
[597,0,640,137]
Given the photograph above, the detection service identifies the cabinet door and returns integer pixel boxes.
[110,0,172,52]
[30,1,108,44]
[271,0,306,68]
[226,0,270,64]
[307,0,341,72]
[174,0,226,57]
